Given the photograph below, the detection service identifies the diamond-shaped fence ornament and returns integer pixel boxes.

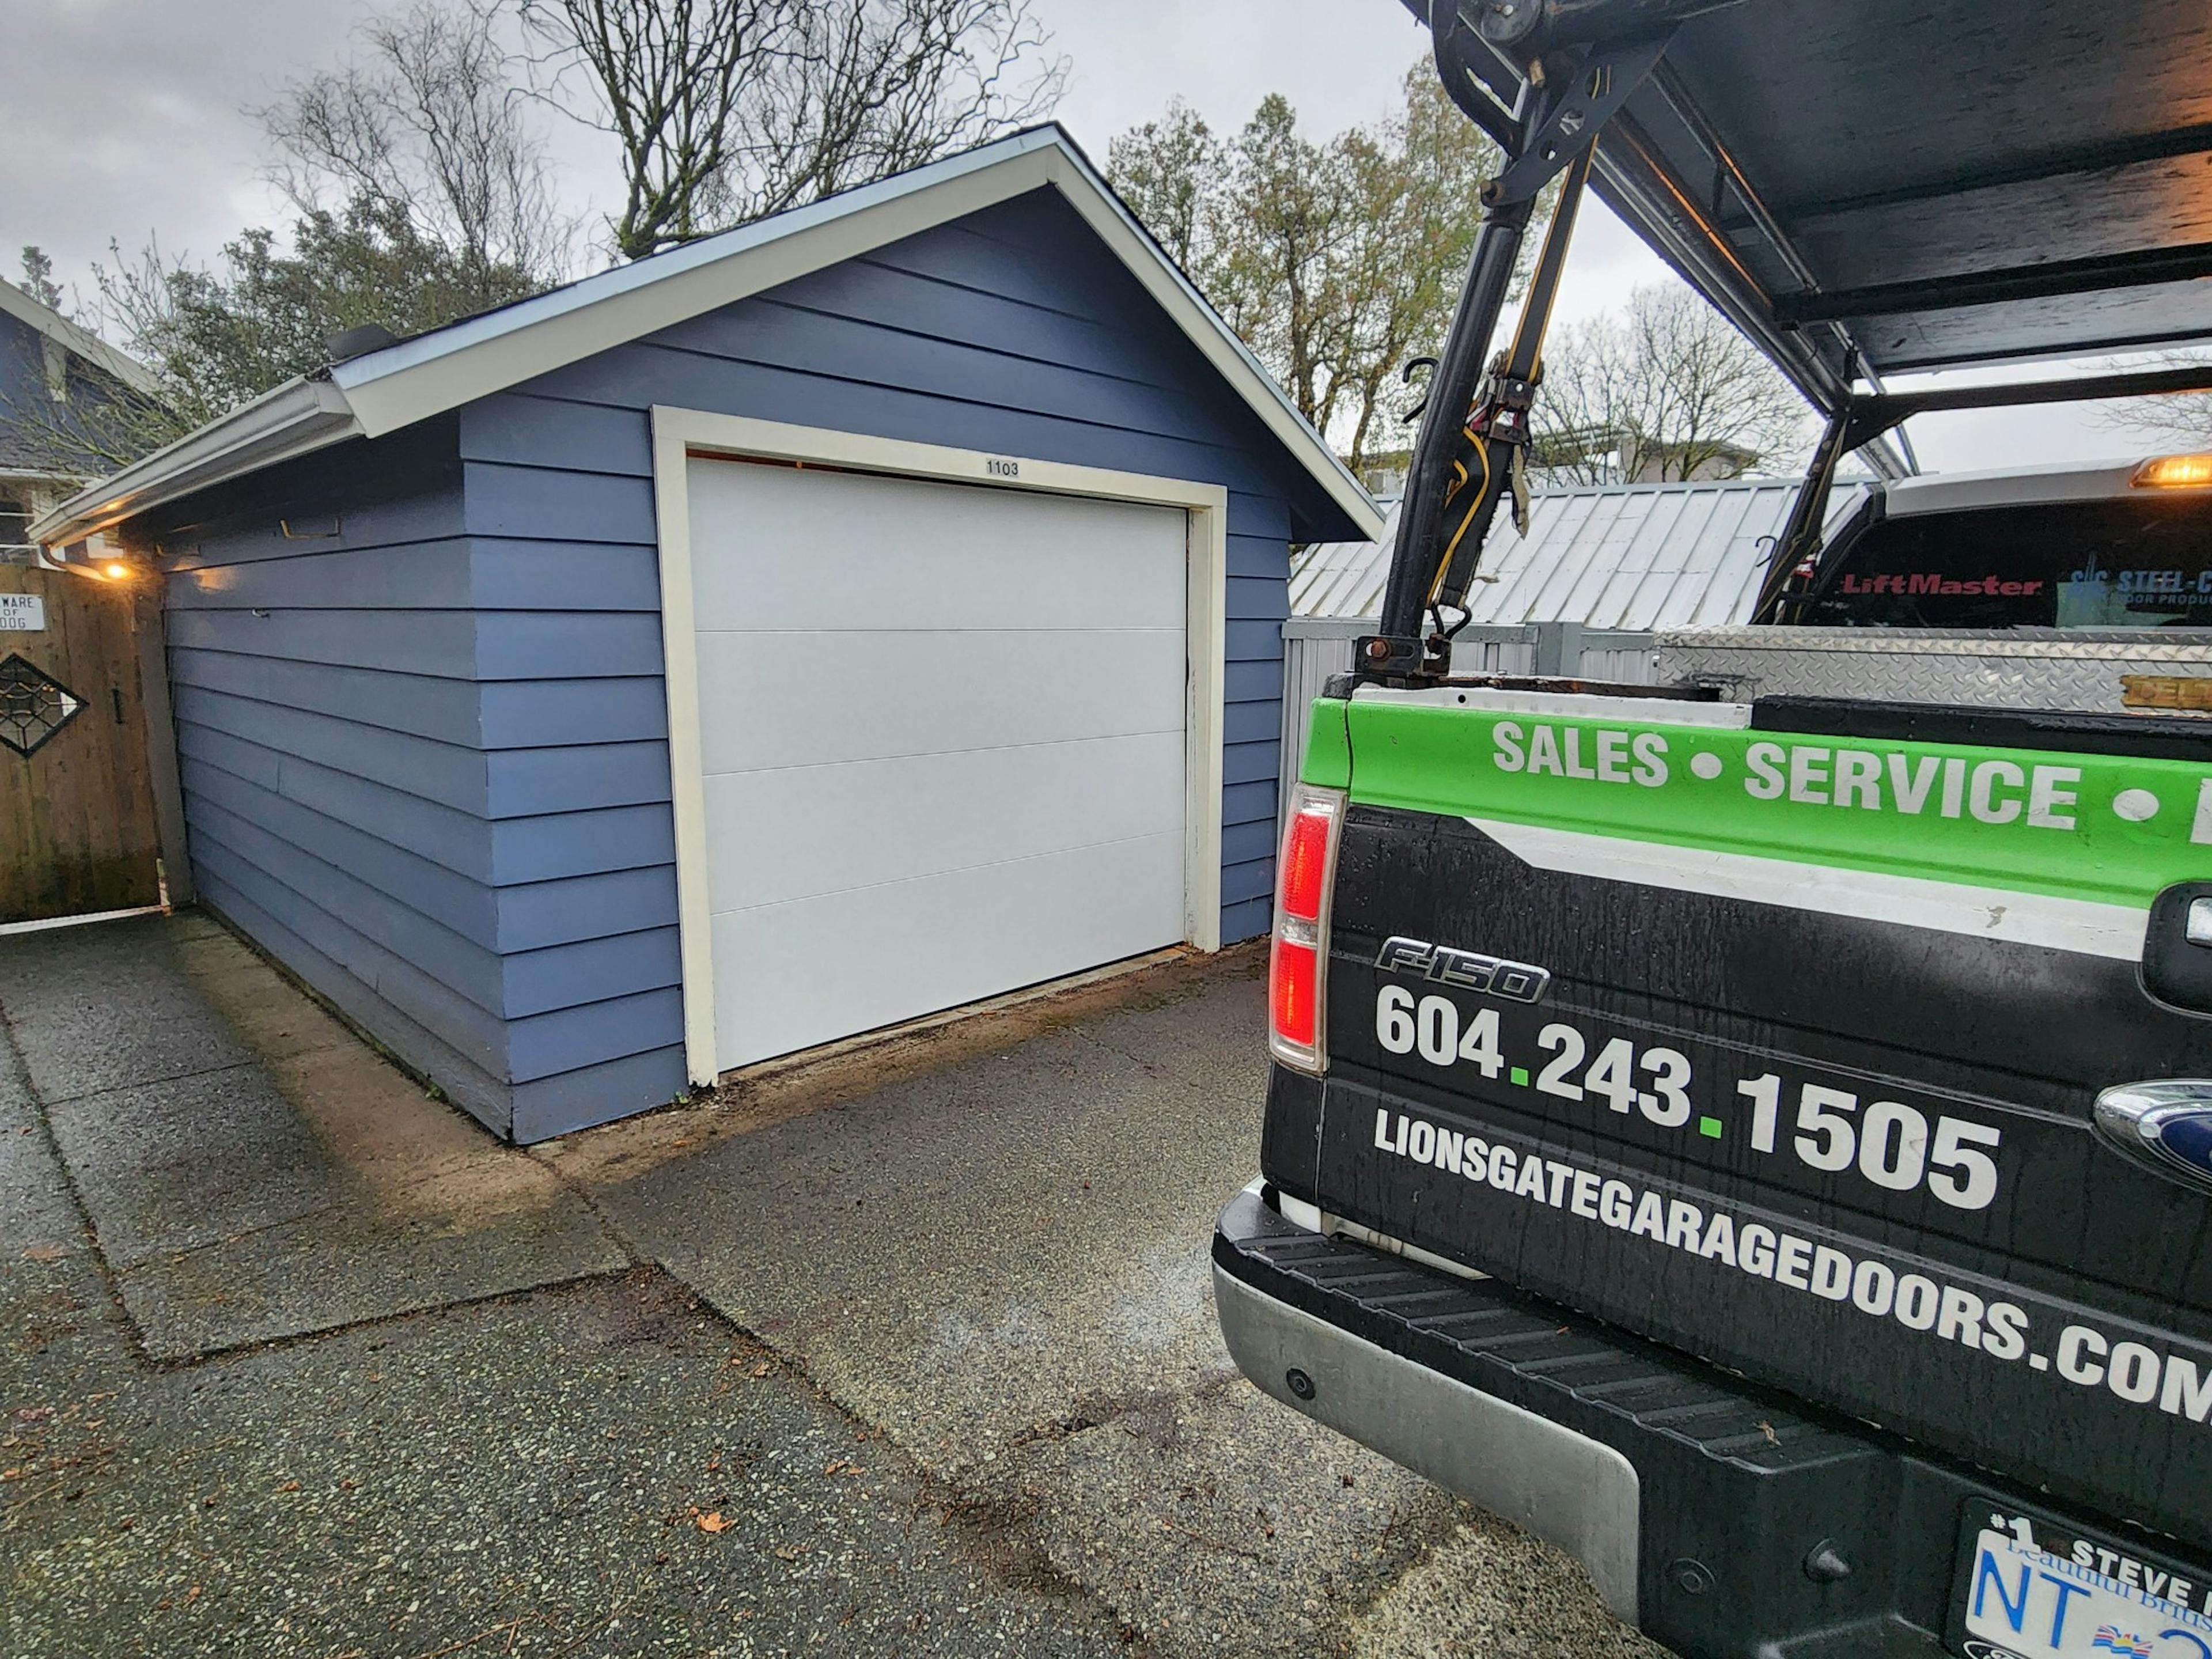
[0,654,85,758]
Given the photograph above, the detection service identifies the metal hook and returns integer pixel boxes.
[1400,356,1441,425]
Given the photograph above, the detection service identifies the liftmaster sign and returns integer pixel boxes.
[0,595,46,632]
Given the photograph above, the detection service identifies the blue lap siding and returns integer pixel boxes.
[138,184,1355,1141]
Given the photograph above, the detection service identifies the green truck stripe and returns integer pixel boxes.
[1307,696,2212,912]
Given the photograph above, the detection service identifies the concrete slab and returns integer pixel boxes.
[549,952,1656,1656]
[1349,1516,1671,1659]
[3,1271,1138,1658]
[565,994,1264,1469]
[3,978,1135,1658]
[1002,1359,1467,1658]
[3,918,1661,1655]
[109,1196,626,1361]
[0,1035,82,1260]
[0,915,249,1104]
[43,1067,339,1271]
[3,913,625,1359]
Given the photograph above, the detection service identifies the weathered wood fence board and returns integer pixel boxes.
[0,562,165,923]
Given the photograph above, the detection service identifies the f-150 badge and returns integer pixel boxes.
[1375,936,1551,1003]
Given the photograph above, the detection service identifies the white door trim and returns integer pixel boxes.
[650,406,1230,1088]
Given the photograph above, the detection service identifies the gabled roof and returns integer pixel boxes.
[1291,478,1874,631]
[33,126,1381,547]
[0,278,162,400]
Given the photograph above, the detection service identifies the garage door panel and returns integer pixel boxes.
[687,463,1186,632]
[694,629,1185,774]
[709,831,1186,1068]
[684,456,1192,1072]
[703,729,1185,913]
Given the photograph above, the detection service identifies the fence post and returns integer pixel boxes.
[1532,620,1584,677]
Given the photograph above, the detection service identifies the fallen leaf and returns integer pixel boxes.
[277,1480,301,1493]
[823,1459,849,1476]
[22,1245,66,1262]
[749,1362,772,1378]
[0,1468,22,1482]
[775,1544,804,1562]
[695,1512,730,1535]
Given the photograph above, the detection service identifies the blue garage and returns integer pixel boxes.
[33,127,1377,1142]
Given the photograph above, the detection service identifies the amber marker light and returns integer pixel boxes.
[2133,454,2212,490]
[103,562,130,579]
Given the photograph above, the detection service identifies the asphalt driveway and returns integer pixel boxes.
[0,910,1663,1658]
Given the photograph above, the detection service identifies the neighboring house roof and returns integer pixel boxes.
[0,277,162,401]
[1291,477,1874,630]
[32,126,1382,548]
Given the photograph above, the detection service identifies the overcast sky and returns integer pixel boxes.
[3,0,2164,473]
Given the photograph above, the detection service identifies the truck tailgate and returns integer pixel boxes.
[1285,685,2212,1552]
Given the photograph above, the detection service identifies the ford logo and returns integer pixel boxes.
[2093,1082,2212,1195]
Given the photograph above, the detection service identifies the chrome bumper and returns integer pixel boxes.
[1213,1256,1642,1622]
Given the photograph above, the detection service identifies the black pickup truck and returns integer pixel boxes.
[1215,5,2212,1657]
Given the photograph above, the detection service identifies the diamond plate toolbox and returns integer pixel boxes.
[1653,627,2212,714]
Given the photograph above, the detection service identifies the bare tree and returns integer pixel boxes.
[1534,283,1808,484]
[255,0,574,295]
[2094,351,2212,449]
[719,0,1066,225]
[518,0,783,260]
[520,0,1064,262]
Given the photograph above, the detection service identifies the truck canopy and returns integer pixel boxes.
[1418,0,2212,413]
[1368,1,2212,657]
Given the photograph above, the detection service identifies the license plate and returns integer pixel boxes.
[1952,1502,2212,1659]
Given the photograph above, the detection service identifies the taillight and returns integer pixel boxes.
[1269,786,1344,1072]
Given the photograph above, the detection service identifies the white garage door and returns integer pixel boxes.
[685,457,1190,1070]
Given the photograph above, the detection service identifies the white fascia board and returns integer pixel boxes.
[28,378,359,546]
[0,278,163,398]
[334,133,1067,435]
[33,126,1380,548]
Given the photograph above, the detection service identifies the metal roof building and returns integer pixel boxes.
[1290,478,1872,626]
